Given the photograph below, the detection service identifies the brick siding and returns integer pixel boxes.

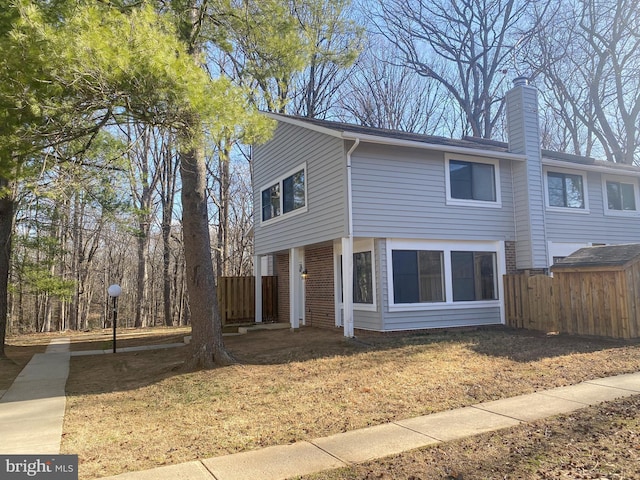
[304,244,335,329]
[275,253,289,324]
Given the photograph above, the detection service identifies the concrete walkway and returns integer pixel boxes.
[0,337,70,454]
[1,339,639,480]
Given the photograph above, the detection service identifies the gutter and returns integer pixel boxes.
[346,138,360,237]
[341,133,526,162]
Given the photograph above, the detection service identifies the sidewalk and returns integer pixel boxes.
[1,339,639,480]
[0,337,70,454]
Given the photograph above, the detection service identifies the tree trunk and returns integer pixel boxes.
[216,148,231,277]
[134,227,149,327]
[180,125,234,369]
[0,178,14,357]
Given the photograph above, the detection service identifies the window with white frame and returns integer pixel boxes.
[353,251,373,304]
[603,176,638,215]
[391,250,445,303]
[261,165,306,222]
[451,251,497,301]
[445,155,501,208]
[389,241,500,308]
[338,242,376,308]
[545,169,587,210]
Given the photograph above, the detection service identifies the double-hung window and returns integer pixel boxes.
[261,165,307,222]
[445,155,501,207]
[604,176,638,215]
[545,170,586,210]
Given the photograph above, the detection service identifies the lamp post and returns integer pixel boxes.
[107,284,122,353]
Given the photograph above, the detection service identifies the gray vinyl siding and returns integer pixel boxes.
[350,144,515,240]
[506,84,548,269]
[376,239,502,331]
[546,170,640,244]
[253,122,347,255]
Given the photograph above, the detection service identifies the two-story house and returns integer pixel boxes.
[251,78,640,336]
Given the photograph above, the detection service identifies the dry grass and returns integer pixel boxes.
[55,326,640,480]
[300,394,640,480]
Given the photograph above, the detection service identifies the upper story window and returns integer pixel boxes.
[445,155,501,208]
[261,165,307,223]
[544,167,588,212]
[603,176,638,215]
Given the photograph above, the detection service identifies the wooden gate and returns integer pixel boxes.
[503,274,558,332]
[217,276,278,324]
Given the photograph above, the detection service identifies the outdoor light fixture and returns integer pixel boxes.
[107,284,122,353]
[301,268,308,280]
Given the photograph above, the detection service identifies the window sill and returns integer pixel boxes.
[446,198,502,209]
[603,209,640,217]
[545,206,590,215]
[388,300,501,312]
[260,206,308,226]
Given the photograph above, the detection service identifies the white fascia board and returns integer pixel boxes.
[266,113,527,161]
[340,133,527,162]
[543,157,640,177]
[263,112,344,138]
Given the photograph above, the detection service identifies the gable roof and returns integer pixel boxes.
[552,244,640,270]
[267,112,640,176]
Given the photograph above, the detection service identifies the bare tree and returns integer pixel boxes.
[337,41,451,133]
[529,0,640,164]
[374,0,546,138]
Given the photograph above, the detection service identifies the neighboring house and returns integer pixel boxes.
[251,77,640,336]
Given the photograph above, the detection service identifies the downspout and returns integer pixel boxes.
[346,138,360,238]
[342,138,360,338]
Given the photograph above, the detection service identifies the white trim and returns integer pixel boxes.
[264,112,345,138]
[444,154,503,209]
[385,239,505,320]
[343,133,526,162]
[265,113,527,162]
[341,238,354,337]
[601,174,640,217]
[289,247,305,329]
[543,157,640,177]
[543,166,590,213]
[335,238,378,313]
[260,163,308,225]
[254,255,263,323]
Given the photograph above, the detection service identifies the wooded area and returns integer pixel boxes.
[2,0,640,363]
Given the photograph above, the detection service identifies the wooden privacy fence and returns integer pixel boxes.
[217,276,278,324]
[503,274,557,333]
[503,273,640,339]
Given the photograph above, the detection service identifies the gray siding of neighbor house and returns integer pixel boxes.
[253,122,347,255]
[546,170,640,244]
[506,83,549,270]
[349,144,515,240]
[375,240,501,330]
[353,238,384,331]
